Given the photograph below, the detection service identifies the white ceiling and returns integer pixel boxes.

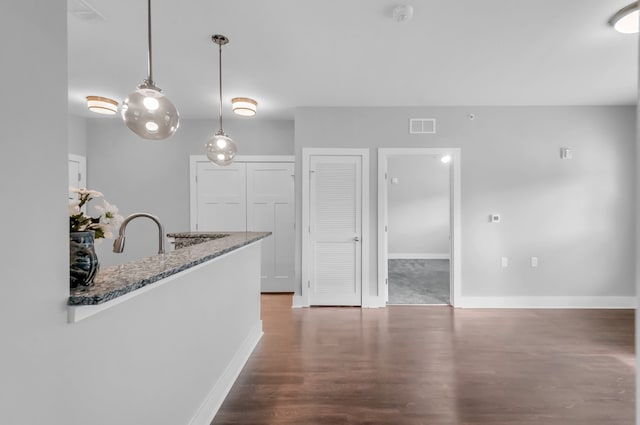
[68,0,638,120]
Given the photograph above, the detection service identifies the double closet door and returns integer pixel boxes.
[191,157,295,292]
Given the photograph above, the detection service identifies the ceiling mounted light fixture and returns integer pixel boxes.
[205,35,237,166]
[609,2,639,34]
[121,0,179,140]
[392,4,414,22]
[86,96,118,115]
[232,97,257,117]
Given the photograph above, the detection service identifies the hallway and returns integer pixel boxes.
[212,294,634,424]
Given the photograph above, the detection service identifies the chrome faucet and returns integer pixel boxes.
[113,213,166,254]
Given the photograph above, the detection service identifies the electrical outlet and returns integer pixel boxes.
[531,257,538,268]
[501,257,508,268]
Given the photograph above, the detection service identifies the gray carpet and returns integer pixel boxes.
[388,259,450,305]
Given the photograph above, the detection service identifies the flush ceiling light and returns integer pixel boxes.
[392,4,414,22]
[205,35,237,166]
[609,2,639,34]
[86,96,118,115]
[121,0,179,140]
[232,97,257,117]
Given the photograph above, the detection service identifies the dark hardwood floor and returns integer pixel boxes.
[211,294,635,424]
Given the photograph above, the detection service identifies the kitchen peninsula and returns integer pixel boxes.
[68,232,269,307]
[67,231,270,425]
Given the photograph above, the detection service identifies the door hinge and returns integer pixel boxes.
[385,225,388,232]
[78,172,82,182]
[308,280,311,288]
[385,278,388,285]
[195,175,198,183]
[308,225,311,233]
[385,172,388,180]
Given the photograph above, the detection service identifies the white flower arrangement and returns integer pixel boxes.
[69,187,124,240]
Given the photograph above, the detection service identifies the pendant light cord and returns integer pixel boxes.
[218,41,223,130]
[146,0,154,85]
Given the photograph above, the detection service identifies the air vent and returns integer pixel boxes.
[69,0,106,21]
[409,118,436,134]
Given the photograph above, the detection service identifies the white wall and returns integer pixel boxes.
[387,155,450,257]
[68,115,87,157]
[85,117,293,266]
[636,63,640,425]
[295,106,636,301]
[1,1,71,423]
[0,4,268,423]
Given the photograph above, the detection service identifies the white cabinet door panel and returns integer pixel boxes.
[273,201,295,279]
[247,163,295,292]
[196,162,246,232]
[193,158,295,293]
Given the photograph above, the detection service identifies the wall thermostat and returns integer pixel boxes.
[490,214,501,223]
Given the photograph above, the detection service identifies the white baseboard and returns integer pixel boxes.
[292,294,386,308]
[388,253,450,260]
[291,294,634,309]
[457,296,636,309]
[291,294,308,308]
[189,321,263,425]
[363,295,386,308]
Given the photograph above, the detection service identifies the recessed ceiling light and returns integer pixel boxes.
[441,154,452,164]
[86,96,118,115]
[609,2,639,34]
[232,97,258,117]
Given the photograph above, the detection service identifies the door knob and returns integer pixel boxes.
[353,236,360,242]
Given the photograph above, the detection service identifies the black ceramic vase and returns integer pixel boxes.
[69,231,99,289]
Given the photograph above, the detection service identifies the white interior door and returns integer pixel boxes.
[195,162,246,231]
[246,162,295,292]
[308,155,362,306]
[68,154,86,199]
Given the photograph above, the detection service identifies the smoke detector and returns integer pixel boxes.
[392,4,414,22]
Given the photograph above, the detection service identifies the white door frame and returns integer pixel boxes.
[378,148,461,307]
[68,153,87,188]
[301,148,370,307]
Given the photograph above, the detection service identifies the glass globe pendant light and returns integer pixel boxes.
[121,0,179,140]
[205,35,237,166]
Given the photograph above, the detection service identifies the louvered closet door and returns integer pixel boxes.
[195,162,246,231]
[246,162,295,292]
[309,155,362,306]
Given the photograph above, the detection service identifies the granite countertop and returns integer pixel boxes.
[167,232,230,249]
[68,231,271,306]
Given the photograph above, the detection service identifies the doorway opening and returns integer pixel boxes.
[378,148,461,307]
